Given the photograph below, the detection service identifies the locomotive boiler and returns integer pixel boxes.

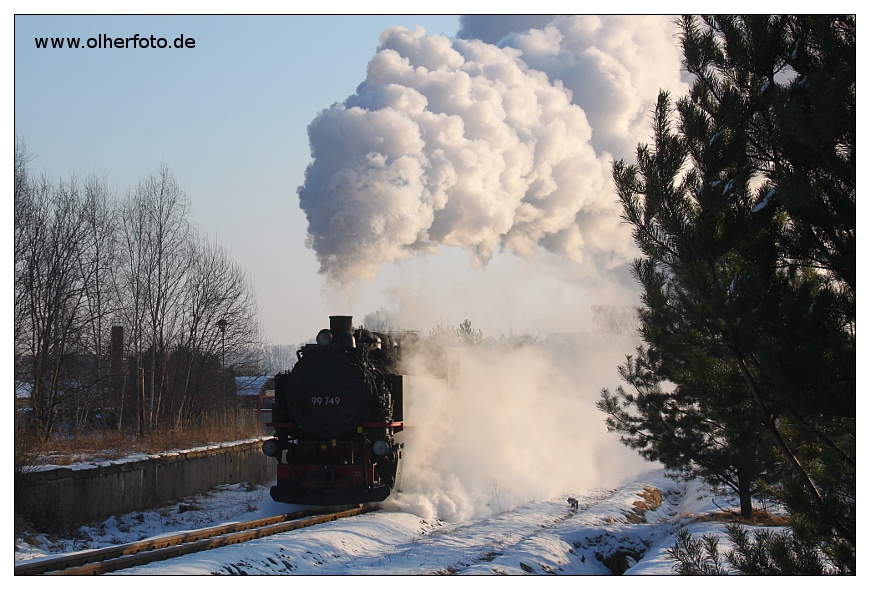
[262,316,405,505]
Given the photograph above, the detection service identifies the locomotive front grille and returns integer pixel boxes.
[278,463,368,489]
[310,467,335,483]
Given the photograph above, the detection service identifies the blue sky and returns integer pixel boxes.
[14,13,464,344]
[13,9,698,345]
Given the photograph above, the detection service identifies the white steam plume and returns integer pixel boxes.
[383,334,652,522]
[464,15,688,160]
[297,17,687,287]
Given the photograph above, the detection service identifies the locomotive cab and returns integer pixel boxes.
[264,315,405,505]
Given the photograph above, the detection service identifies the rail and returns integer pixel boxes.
[15,505,375,575]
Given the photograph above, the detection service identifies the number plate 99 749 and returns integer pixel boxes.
[309,396,341,406]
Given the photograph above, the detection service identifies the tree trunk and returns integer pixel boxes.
[738,480,754,520]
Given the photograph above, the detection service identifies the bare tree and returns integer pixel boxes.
[116,183,151,436]
[171,232,263,425]
[117,165,190,433]
[71,175,121,430]
[16,148,266,440]
[143,166,190,430]
[261,344,300,375]
[14,163,89,440]
[14,141,34,357]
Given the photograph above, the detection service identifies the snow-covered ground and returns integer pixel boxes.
[14,467,767,576]
[15,340,794,576]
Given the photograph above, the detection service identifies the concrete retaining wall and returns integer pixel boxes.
[15,439,276,532]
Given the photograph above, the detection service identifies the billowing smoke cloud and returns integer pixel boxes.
[464,15,688,160]
[456,15,558,44]
[297,16,687,287]
[382,332,652,522]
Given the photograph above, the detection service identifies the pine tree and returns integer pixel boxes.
[599,346,777,518]
[606,15,854,573]
[679,15,855,572]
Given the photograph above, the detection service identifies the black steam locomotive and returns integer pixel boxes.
[262,316,405,505]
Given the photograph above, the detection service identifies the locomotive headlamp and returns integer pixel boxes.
[372,440,390,456]
[316,329,333,346]
[262,439,282,458]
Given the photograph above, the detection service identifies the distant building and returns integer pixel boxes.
[235,376,275,433]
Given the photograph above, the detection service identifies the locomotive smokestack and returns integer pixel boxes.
[329,315,353,336]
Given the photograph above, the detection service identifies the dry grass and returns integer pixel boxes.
[616,485,787,528]
[622,485,665,524]
[633,486,664,513]
[693,508,790,527]
[16,415,264,468]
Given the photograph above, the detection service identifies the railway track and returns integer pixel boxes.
[15,505,375,575]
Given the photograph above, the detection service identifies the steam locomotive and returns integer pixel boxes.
[262,316,405,505]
